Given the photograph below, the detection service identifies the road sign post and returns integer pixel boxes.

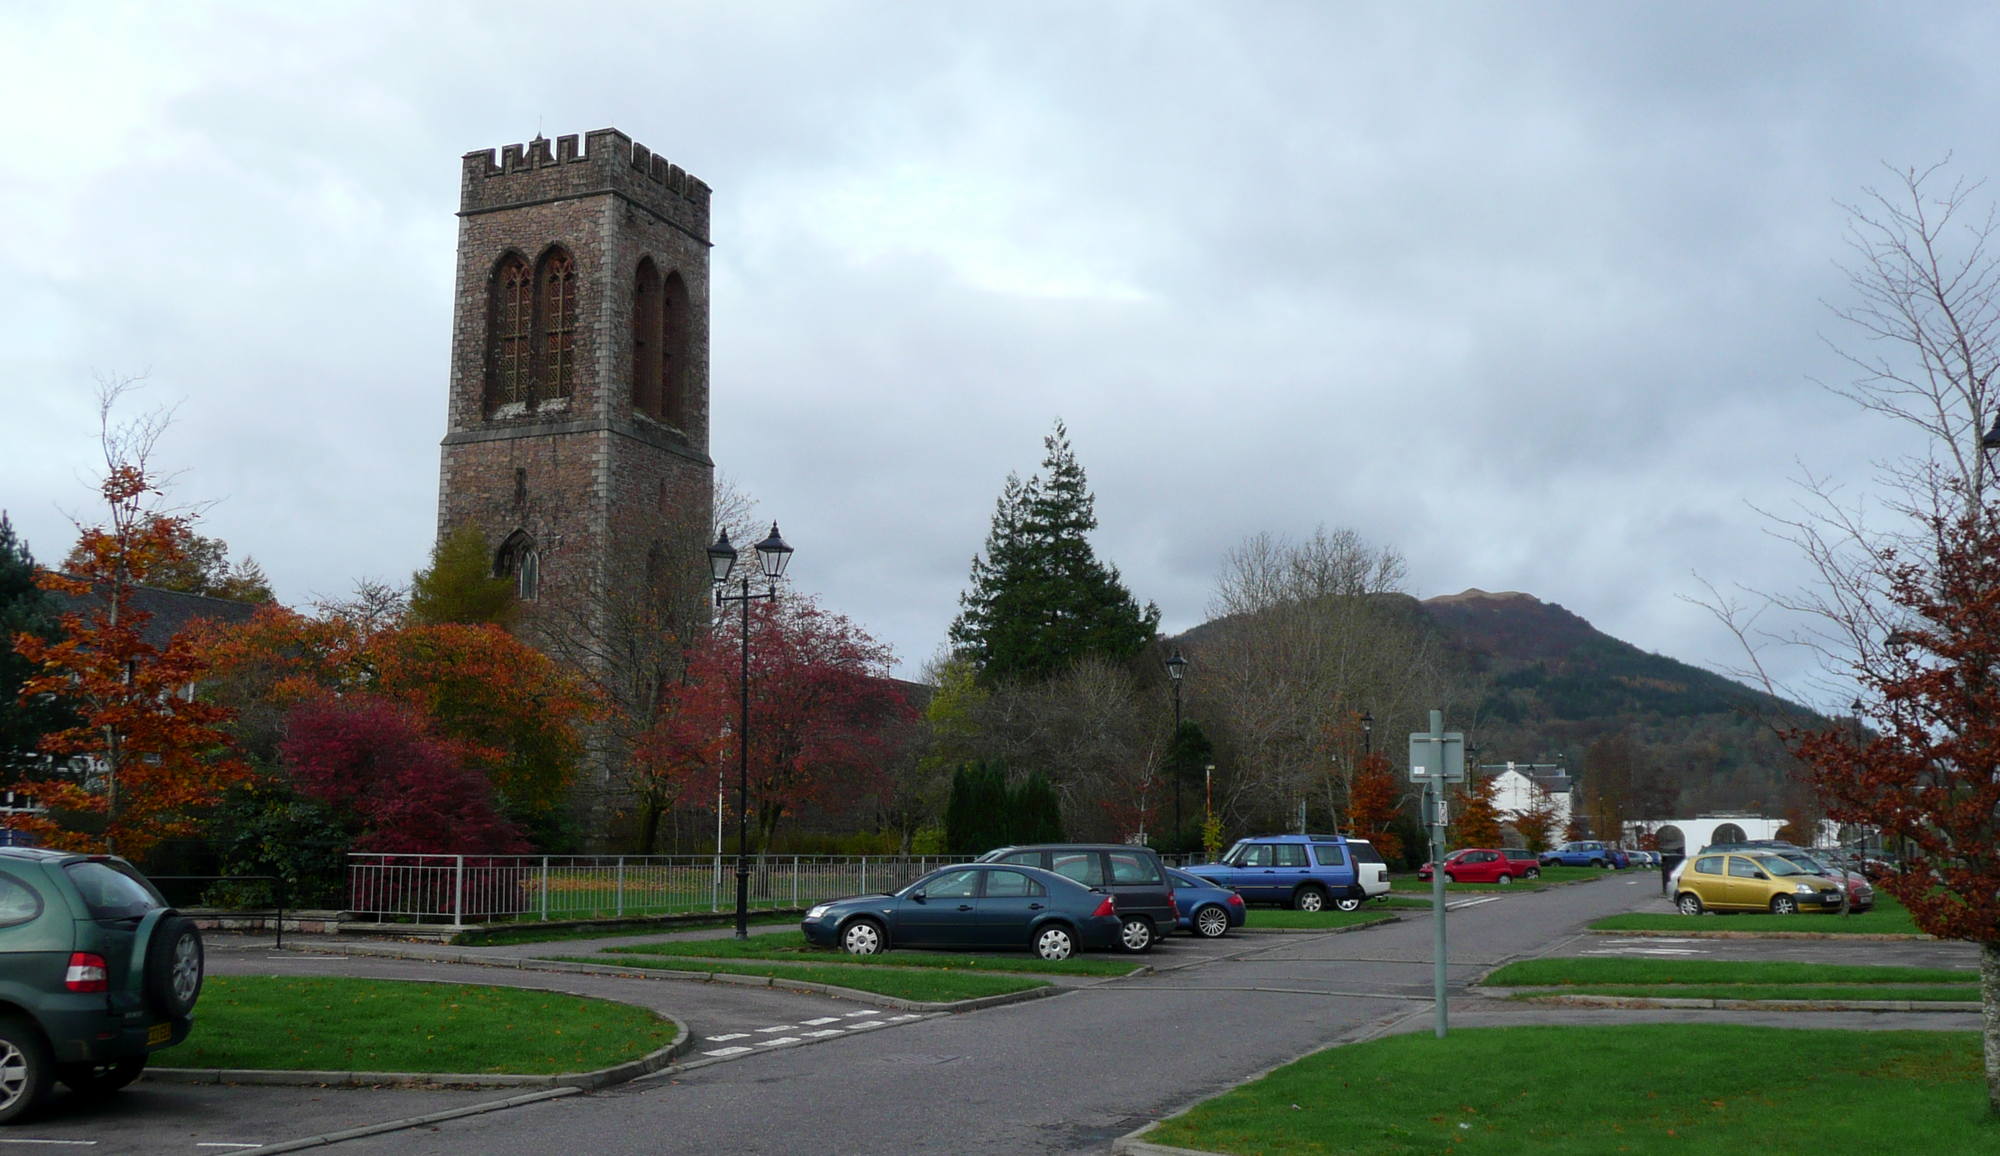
[1408,709,1462,1038]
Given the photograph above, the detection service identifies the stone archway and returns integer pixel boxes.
[1654,824,1686,854]
[1711,822,1748,844]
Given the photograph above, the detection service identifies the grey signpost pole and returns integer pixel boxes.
[1408,708,1464,1039]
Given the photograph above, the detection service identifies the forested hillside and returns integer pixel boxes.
[1420,589,1817,817]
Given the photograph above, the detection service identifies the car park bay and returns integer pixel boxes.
[11,876,1975,1155]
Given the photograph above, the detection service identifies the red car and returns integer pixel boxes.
[1416,848,1528,885]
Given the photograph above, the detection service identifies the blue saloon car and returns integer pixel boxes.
[801,863,1122,960]
[1166,867,1245,937]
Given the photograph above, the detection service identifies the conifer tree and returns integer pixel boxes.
[0,515,70,780]
[950,422,1160,682]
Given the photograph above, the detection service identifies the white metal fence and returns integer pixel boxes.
[346,853,961,927]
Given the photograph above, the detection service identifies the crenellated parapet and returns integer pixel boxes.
[460,128,710,238]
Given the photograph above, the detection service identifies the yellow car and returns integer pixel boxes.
[1674,851,1844,915]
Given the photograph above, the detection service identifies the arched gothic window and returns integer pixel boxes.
[496,530,540,602]
[631,261,690,428]
[537,249,578,402]
[660,271,690,428]
[632,258,662,415]
[488,254,533,410]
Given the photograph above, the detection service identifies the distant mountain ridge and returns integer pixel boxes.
[1418,588,1809,812]
[1173,587,1811,815]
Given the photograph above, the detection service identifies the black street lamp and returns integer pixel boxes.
[1360,710,1374,757]
[1166,650,1188,851]
[708,522,794,940]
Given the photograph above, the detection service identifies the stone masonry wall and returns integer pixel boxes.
[436,129,716,842]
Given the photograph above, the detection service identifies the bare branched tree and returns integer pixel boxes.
[1195,525,1450,832]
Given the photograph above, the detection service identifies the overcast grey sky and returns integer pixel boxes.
[6,1,1993,702]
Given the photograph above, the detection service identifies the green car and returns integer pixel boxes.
[0,847,204,1122]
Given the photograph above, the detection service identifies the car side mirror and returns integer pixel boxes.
[910,891,927,903]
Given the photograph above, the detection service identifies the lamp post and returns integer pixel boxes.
[707,522,794,940]
[1166,649,1187,851]
[1360,710,1373,757]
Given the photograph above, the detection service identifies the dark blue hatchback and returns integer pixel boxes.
[801,863,1121,960]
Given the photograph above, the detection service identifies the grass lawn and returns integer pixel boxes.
[1592,894,1922,936]
[570,955,1049,1002]
[1482,957,1976,1005]
[1483,957,1975,988]
[1242,909,1403,929]
[455,914,797,946]
[154,977,678,1074]
[1145,1024,2000,1155]
[1515,984,1976,1002]
[592,929,1139,976]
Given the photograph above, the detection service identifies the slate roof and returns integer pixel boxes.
[49,579,261,646]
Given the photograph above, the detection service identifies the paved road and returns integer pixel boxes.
[9,875,1978,1154]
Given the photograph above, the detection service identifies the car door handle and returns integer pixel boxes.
[1028,903,1045,910]
[957,904,974,911]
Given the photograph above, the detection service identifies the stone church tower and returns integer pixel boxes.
[437,129,715,837]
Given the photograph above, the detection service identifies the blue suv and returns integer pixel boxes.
[1185,834,1389,912]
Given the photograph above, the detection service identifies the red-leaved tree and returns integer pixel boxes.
[1792,503,2000,1067]
[197,605,595,830]
[644,595,913,852]
[280,696,528,854]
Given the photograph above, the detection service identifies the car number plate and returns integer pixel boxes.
[147,1022,170,1046]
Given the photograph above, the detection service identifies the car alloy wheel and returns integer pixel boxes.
[1193,906,1230,938]
[1771,895,1799,915]
[1119,917,1154,953]
[0,1017,51,1124]
[1676,892,1704,915]
[1526,868,1540,879]
[1333,896,1363,913]
[1035,926,1075,960]
[841,919,885,955]
[1496,874,1512,885]
[1293,886,1326,912]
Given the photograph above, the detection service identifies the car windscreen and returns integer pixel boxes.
[1346,841,1385,865]
[64,860,164,920]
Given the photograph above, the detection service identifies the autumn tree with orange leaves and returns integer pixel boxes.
[1449,770,1504,849]
[8,384,248,856]
[1345,752,1403,864]
[196,605,597,838]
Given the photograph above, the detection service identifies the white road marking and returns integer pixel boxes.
[755,1036,802,1047]
[802,1030,843,1038]
[195,1145,265,1150]
[701,1046,754,1057]
[841,1010,875,1017]
[801,1017,843,1025]
[753,1025,797,1033]
[708,1033,749,1041]
[1581,947,1705,956]
[888,1014,921,1021]
[845,1020,887,1029]
[0,1141,99,1147]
